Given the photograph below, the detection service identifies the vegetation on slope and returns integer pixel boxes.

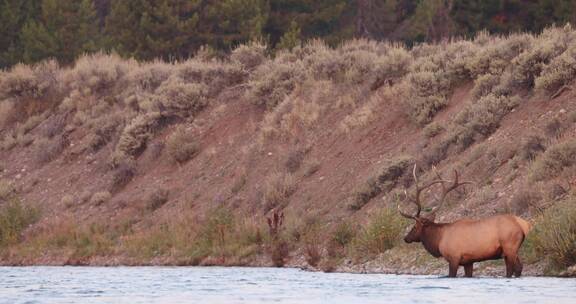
[0,26,576,274]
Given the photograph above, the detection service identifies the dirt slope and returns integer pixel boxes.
[1,29,576,275]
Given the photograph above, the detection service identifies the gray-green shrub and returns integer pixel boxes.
[0,199,39,246]
[351,208,408,258]
[530,139,576,182]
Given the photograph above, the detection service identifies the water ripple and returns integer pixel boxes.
[0,267,575,304]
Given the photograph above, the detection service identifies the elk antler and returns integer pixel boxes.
[427,169,473,217]
[398,190,417,219]
[397,164,445,219]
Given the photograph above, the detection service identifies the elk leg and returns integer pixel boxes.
[464,263,473,278]
[514,256,523,277]
[504,255,515,278]
[448,261,459,277]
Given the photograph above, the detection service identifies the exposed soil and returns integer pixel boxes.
[1,74,576,276]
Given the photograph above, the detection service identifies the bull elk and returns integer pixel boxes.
[398,165,531,278]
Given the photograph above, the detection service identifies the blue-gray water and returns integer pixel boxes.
[1,267,575,304]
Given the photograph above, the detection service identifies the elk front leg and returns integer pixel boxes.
[448,260,459,277]
[464,263,473,278]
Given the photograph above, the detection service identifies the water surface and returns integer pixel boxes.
[1,267,575,303]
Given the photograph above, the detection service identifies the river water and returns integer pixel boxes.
[1,266,575,303]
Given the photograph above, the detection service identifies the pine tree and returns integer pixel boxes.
[266,0,353,47]
[106,0,268,60]
[200,0,269,49]
[20,0,101,64]
[355,0,418,41]
[93,0,110,29]
[276,20,301,50]
[0,0,41,67]
[106,0,201,60]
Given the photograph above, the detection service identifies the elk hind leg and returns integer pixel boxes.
[503,240,522,278]
[514,256,523,277]
[504,255,517,278]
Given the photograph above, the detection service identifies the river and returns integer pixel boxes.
[1,267,575,303]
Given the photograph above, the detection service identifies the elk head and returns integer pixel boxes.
[398,164,470,243]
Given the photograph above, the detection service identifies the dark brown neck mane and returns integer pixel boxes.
[420,222,447,258]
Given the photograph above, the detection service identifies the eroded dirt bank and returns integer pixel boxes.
[1,27,576,276]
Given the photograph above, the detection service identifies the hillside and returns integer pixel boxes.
[1,25,576,276]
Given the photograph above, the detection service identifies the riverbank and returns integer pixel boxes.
[2,26,576,279]
[2,244,573,278]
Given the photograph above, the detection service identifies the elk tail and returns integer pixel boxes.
[514,216,532,236]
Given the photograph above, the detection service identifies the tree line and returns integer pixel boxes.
[1,0,575,68]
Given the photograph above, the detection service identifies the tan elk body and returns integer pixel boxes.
[398,165,531,278]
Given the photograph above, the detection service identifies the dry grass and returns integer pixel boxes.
[189,207,263,263]
[302,220,323,267]
[284,148,309,173]
[471,73,500,100]
[231,169,248,194]
[455,94,519,137]
[176,59,245,96]
[530,139,576,182]
[262,172,297,211]
[110,161,137,192]
[535,47,576,94]
[18,114,45,136]
[260,80,330,141]
[311,39,411,87]
[519,134,546,161]
[0,199,39,247]
[350,156,412,210]
[544,118,566,138]
[40,113,67,138]
[0,134,18,151]
[153,76,208,117]
[302,158,321,177]
[63,52,132,97]
[405,73,449,125]
[90,191,112,206]
[231,41,267,71]
[331,221,356,248]
[146,189,170,211]
[25,217,118,261]
[508,189,542,215]
[114,112,164,162]
[0,101,15,127]
[34,136,67,165]
[524,198,576,272]
[422,122,444,138]
[338,84,400,133]
[0,179,16,202]
[351,208,408,260]
[60,195,75,208]
[265,211,289,267]
[247,60,306,109]
[468,33,532,78]
[166,126,199,164]
[513,25,575,88]
[122,208,260,263]
[0,60,60,106]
